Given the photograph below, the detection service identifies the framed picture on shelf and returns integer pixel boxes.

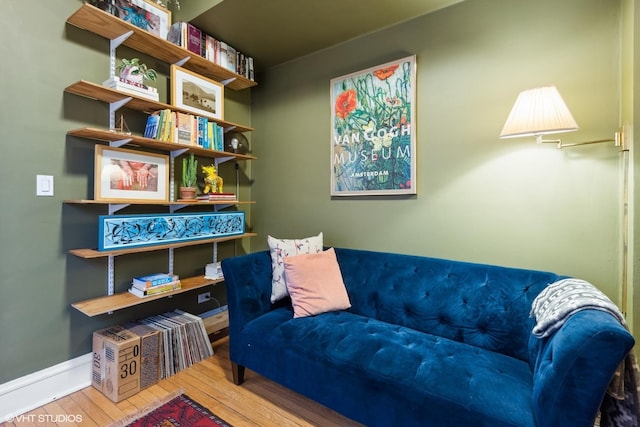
[330,55,417,197]
[130,0,171,39]
[94,145,169,203]
[170,64,225,121]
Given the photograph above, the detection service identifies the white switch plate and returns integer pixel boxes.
[36,175,54,196]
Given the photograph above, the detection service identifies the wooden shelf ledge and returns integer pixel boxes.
[69,232,257,258]
[66,3,256,91]
[64,199,255,207]
[71,275,224,316]
[67,127,256,160]
[64,82,254,134]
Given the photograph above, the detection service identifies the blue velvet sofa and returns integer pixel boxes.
[221,247,634,426]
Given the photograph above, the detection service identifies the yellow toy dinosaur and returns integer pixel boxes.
[202,164,224,193]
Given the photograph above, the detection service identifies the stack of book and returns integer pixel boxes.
[167,21,254,81]
[128,273,181,298]
[196,192,237,202]
[102,76,159,101]
[139,310,214,379]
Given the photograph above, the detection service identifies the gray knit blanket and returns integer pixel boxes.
[530,278,639,426]
[530,278,625,338]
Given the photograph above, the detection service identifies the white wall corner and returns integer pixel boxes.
[0,353,92,423]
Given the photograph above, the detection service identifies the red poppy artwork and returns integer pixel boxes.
[330,55,417,196]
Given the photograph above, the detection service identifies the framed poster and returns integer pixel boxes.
[130,0,172,39]
[330,55,417,196]
[170,65,224,121]
[94,145,169,202]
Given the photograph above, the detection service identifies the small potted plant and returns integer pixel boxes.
[179,153,198,200]
[116,58,158,87]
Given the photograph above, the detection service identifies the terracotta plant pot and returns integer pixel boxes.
[179,186,196,200]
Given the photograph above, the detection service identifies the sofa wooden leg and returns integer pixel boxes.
[232,362,245,385]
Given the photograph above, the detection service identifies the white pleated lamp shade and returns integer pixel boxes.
[500,86,579,138]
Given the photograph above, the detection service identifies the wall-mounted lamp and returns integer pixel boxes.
[499,85,626,150]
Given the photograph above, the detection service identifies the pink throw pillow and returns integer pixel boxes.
[283,248,351,318]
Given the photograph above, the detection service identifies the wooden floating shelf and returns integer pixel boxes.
[66,3,256,91]
[69,232,257,259]
[64,199,255,206]
[71,275,224,316]
[67,127,256,160]
[64,81,254,134]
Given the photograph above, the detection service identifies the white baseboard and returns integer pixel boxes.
[0,353,92,423]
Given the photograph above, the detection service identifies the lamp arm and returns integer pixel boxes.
[537,130,626,150]
[558,137,617,148]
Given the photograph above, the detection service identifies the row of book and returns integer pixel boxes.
[139,310,214,379]
[167,21,255,81]
[129,272,180,298]
[143,109,225,150]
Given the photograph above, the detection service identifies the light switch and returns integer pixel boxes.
[36,175,54,196]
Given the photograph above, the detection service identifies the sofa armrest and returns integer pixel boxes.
[529,310,634,427]
[221,250,274,336]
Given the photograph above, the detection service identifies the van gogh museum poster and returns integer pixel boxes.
[331,55,416,196]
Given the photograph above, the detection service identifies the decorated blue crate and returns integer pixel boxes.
[98,211,245,251]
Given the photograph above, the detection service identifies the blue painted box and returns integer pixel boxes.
[98,211,245,251]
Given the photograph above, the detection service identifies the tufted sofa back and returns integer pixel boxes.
[333,247,563,361]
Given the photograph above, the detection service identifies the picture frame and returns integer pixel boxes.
[94,145,169,203]
[170,64,225,121]
[129,0,171,39]
[98,211,245,251]
[330,55,417,196]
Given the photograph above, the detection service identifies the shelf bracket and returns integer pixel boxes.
[168,248,175,274]
[216,155,235,165]
[108,98,133,129]
[109,31,134,78]
[221,77,237,86]
[110,97,133,113]
[170,204,188,212]
[108,138,133,148]
[215,203,234,210]
[107,255,115,296]
[170,148,189,158]
[108,203,130,215]
[175,56,191,67]
[169,154,176,202]
[223,125,237,133]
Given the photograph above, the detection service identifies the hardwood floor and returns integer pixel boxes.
[1,337,362,427]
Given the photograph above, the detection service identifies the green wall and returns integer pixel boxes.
[252,0,627,313]
[0,0,636,387]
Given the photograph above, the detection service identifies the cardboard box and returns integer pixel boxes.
[124,322,161,390]
[92,326,141,402]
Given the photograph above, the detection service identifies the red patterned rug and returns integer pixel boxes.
[116,392,232,427]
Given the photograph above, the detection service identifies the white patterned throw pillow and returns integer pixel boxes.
[268,232,323,303]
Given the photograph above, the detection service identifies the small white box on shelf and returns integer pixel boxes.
[205,262,224,280]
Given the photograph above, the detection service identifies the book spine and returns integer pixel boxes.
[207,122,214,150]
[217,125,224,151]
[144,281,181,295]
[186,23,202,56]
